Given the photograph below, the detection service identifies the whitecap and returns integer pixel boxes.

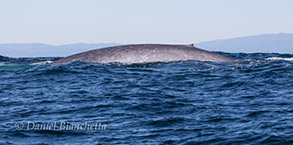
[32,61,53,65]
[266,57,293,61]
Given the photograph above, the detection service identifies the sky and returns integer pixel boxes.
[0,0,293,45]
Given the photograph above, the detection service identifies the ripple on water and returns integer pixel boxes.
[0,53,293,144]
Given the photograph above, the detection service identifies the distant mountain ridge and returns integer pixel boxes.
[0,43,120,57]
[196,33,293,54]
[1,33,293,57]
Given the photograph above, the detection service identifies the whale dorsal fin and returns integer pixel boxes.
[186,43,194,47]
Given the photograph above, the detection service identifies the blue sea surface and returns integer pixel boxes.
[0,53,293,144]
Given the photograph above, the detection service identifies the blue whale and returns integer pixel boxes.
[51,44,234,65]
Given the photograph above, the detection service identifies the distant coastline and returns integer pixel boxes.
[1,33,293,58]
[196,33,293,54]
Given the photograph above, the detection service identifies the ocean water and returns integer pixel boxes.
[0,53,293,145]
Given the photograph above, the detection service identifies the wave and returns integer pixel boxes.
[266,57,293,61]
[0,64,31,71]
[31,61,54,65]
[1,52,293,144]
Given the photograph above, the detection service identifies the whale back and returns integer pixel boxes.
[51,44,234,65]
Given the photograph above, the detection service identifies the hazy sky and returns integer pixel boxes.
[0,0,292,44]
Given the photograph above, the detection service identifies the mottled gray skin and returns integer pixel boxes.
[51,44,234,65]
